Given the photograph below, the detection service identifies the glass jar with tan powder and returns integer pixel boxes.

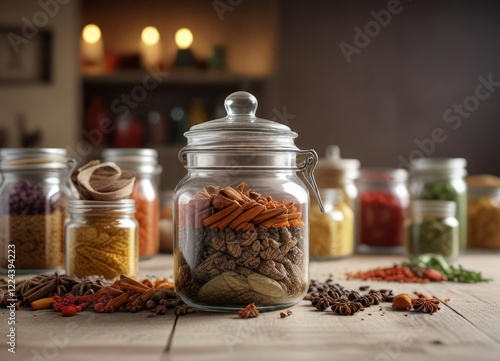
[66,200,139,280]
[310,189,354,259]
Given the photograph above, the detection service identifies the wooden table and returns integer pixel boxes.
[2,253,499,361]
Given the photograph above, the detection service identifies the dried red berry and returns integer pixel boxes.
[61,306,77,317]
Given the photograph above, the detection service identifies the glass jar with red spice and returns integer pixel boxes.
[102,149,162,258]
[355,168,409,253]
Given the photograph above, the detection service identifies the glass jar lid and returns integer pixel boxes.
[0,148,69,170]
[359,168,408,182]
[182,91,299,152]
[411,158,467,176]
[316,145,360,180]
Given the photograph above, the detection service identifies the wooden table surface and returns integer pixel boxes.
[2,253,499,361]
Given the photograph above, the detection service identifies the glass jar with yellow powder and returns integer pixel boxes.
[66,200,139,279]
[310,189,354,259]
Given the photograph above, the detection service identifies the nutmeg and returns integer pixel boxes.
[392,293,414,310]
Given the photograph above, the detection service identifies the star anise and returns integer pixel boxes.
[311,292,335,311]
[412,298,440,314]
[331,297,364,316]
[237,303,260,318]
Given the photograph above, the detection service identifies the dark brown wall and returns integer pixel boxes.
[264,0,500,175]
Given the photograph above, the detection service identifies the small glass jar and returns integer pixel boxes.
[174,91,323,312]
[409,158,467,249]
[310,189,354,259]
[314,145,360,209]
[406,200,459,261]
[102,148,162,258]
[356,168,409,253]
[467,185,500,249]
[65,200,138,279]
[0,149,74,274]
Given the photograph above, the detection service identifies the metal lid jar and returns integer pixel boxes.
[102,149,162,258]
[0,148,74,273]
[174,91,323,312]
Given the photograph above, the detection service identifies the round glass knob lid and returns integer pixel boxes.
[224,91,258,116]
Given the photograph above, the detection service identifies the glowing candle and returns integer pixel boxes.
[140,26,161,69]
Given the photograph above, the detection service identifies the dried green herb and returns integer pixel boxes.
[402,254,491,283]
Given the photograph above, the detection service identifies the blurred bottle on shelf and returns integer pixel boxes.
[145,111,169,146]
[170,106,188,144]
[188,98,208,128]
[85,96,110,146]
[114,113,144,148]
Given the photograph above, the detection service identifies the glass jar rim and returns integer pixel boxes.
[410,158,467,172]
[102,148,161,175]
[411,200,456,214]
[68,199,136,213]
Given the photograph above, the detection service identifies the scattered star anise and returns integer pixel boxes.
[411,298,440,314]
[311,292,335,311]
[331,297,364,316]
[237,303,260,319]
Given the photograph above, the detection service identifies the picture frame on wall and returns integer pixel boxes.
[0,27,52,84]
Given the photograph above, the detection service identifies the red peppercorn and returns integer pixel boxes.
[61,306,77,317]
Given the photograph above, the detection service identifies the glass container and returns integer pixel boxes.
[174,91,323,312]
[102,148,162,258]
[467,185,500,249]
[314,145,360,209]
[406,200,459,261]
[310,188,354,259]
[65,199,138,279]
[409,158,467,249]
[0,148,74,274]
[356,168,409,253]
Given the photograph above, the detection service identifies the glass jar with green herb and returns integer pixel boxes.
[407,200,459,261]
[409,158,467,249]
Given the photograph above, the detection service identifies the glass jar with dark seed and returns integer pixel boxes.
[0,149,75,274]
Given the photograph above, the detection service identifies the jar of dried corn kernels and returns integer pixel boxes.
[174,91,324,312]
[65,200,139,280]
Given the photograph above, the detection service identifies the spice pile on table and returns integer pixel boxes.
[305,279,442,316]
[0,274,190,317]
[346,254,491,283]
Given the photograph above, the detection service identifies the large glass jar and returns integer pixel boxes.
[409,158,467,249]
[174,91,323,312]
[406,200,459,261]
[0,149,74,274]
[315,145,360,209]
[102,148,162,258]
[467,184,500,249]
[310,189,354,259]
[66,200,138,279]
[356,168,409,253]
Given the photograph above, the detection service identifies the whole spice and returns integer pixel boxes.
[176,182,307,307]
[331,297,364,316]
[280,310,292,318]
[411,298,440,314]
[61,306,77,317]
[392,294,414,311]
[31,297,55,311]
[237,303,259,318]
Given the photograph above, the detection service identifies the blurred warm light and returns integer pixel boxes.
[175,28,193,49]
[141,26,160,45]
[82,24,101,44]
